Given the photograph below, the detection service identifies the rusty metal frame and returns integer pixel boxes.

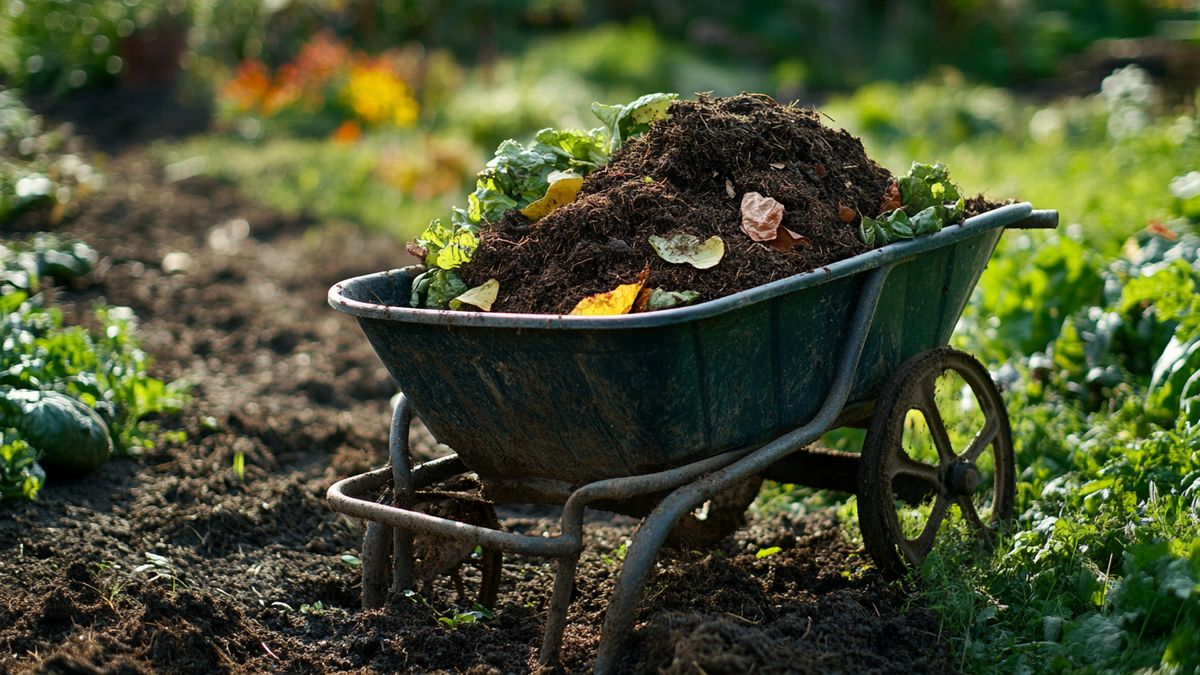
[326,263,892,673]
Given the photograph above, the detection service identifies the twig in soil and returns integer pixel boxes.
[725,611,762,625]
[800,615,813,641]
[261,641,282,661]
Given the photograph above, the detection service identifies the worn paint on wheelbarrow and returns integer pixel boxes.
[330,204,1055,485]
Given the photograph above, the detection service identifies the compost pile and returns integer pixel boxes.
[462,95,891,314]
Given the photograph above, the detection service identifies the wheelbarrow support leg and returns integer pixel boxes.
[390,395,416,596]
[361,521,393,608]
[592,264,893,675]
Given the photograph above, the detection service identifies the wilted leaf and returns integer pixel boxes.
[450,279,500,311]
[740,192,786,242]
[725,179,735,199]
[570,268,649,316]
[880,179,901,213]
[644,288,701,311]
[838,204,856,223]
[520,172,584,221]
[648,233,725,269]
[770,227,812,252]
[405,241,428,259]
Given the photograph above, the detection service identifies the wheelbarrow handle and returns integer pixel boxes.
[1008,209,1059,230]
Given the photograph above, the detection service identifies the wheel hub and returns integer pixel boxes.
[946,461,981,496]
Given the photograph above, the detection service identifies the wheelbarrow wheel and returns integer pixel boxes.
[407,490,504,610]
[857,347,1015,578]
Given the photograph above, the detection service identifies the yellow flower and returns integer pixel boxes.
[345,62,419,128]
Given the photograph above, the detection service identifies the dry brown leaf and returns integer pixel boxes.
[633,286,654,313]
[770,227,813,252]
[740,192,786,242]
[812,163,827,177]
[879,179,901,214]
[405,241,428,259]
[838,204,857,223]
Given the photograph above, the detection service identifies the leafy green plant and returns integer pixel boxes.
[1,235,98,294]
[0,253,184,499]
[859,162,965,247]
[0,90,103,224]
[0,0,184,95]
[409,92,676,309]
[0,428,43,500]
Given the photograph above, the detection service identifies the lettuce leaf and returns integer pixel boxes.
[409,93,678,309]
[860,162,965,247]
[592,92,678,152]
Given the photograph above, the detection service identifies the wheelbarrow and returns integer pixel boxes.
[327,202,1059,673]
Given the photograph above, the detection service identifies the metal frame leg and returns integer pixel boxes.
[362,522,393,608]
[592,264,893,674]
[389,395,415,597]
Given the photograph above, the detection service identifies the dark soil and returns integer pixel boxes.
[465,94,896,314]
[1,151,954,673]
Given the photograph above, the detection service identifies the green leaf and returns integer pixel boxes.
[755,546,782,559]
[410,269,469,310]
[0,428,43,501]
[592,92,678,152]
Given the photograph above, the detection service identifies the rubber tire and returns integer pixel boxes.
[857,347,1015,578]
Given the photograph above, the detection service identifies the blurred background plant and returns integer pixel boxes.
[0,89,102,224]
[3,0,1200,669]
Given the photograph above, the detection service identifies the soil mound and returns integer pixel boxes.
[464,94,894,314]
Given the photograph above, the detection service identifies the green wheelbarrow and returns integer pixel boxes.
[327,202,1059,673]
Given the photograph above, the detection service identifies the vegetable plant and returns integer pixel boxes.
[0,242,184,499]
[408,93,676,309]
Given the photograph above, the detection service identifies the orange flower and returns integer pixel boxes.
[332,120,361,144]
[222,59,271,111]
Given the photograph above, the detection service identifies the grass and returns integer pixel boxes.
[156,133,477,240]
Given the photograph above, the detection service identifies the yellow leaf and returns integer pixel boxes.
[569,268,649,316]
[449,279,499,311]
[520,173,584,221]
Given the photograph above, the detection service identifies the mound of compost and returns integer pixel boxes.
[464,94,897,314]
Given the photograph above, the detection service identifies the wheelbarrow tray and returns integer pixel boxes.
[331,203,1041,485]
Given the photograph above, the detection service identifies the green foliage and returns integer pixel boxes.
[0,428,43,500]
[156,134,468,239]
[0,0,184,94]
[590,92,676,152]
[0,267,184,498]
[410,92,675,309]
[0,89,102,224]
[859,162,964,247]
[1,234,98,294]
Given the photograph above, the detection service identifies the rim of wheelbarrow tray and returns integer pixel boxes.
[330,202,1038,330]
